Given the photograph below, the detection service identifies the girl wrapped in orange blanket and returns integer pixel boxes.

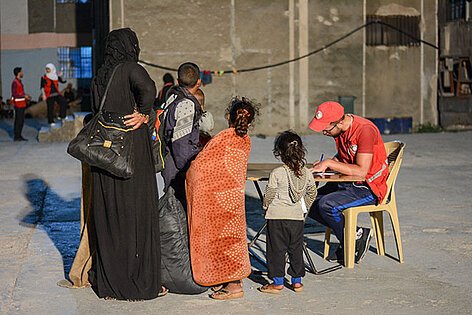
[186,97,259,300]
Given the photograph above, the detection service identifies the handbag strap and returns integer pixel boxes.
[98,65,121,113]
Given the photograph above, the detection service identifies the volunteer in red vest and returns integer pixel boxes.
[308,101,389,265]
[11,67,30,141]
[41,63,67,125]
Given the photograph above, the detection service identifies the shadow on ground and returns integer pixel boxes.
[24,118,48,131]
[0,118,47,141]
[19,175,81,278]
[0,119,14,139]
[16,184,334,281]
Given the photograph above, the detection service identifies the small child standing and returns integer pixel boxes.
[259,131,317,294]
[194,88,214,148]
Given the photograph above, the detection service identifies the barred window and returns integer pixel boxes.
[58,47,92,79]
[446,0,467,21]
[366,15,420,47]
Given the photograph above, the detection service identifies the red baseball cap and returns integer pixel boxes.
[309,101,345,132]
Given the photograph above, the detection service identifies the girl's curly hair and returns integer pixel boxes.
[225,97,260,137]
[273,130,306,177]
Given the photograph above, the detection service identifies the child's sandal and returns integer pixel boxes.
[259,283,283,294]
[288,283,303,292]
[211,284,224,292]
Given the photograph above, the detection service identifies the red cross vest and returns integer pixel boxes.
[11,78,26,108]
[42,75,62,99]
[335,115,389,203]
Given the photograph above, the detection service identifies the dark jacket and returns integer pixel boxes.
[161,85,202,191]
[153,82,173,110]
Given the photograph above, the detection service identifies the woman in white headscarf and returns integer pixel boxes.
[41,63,68,125]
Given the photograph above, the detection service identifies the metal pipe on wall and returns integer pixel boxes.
[289,0,295,129]
[434,0,439,125]
[109,0,113,30]
[121,0,124,28]
[230,0,237,96]
[420,0,424,125]
[298,0,309,128]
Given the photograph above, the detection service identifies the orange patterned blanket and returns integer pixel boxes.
[186,128,251,286]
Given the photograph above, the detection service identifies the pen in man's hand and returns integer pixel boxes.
[320,154,324,162]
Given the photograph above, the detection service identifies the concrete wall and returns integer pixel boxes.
[112,0,297,134]
[440,21,472,57]
[0,0,29,96]
[365,0,438,125]
[111,0,438,135]
[308,1,363,118]
[0,0,29,34]
[1,48,74,101]
[27,0,93,34]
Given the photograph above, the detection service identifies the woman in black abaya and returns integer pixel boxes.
[88,28,165,300]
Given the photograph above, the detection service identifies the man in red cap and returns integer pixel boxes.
[308,101,389,264]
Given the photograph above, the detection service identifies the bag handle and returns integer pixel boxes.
[98,65,121,113]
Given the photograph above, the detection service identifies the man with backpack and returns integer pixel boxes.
[157,62,207,295]
[161,62,202,201]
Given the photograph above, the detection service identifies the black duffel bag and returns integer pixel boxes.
[159,186,207,294]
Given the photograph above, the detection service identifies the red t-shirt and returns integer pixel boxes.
[335,115,389,202]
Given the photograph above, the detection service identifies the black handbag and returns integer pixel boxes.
[67,65,135,179]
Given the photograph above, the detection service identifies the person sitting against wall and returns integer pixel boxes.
[41,63,68,126]
[63,83,75,104]
[0,96,6,118]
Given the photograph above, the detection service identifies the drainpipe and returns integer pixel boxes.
[289,0,295,129]
[299,0,309,128]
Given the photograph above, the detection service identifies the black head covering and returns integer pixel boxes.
[95,28,140,97]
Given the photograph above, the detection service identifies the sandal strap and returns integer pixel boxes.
[212,289,230,296]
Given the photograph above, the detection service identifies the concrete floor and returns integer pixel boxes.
[0,118,471,314]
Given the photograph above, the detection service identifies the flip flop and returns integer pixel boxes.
[211,285,224,292]
[288,283,303,292]
[210,289,244,300]
[158,286,169,297]
[259,284,283,294]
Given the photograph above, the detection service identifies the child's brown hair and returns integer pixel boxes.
[273,130,306,177]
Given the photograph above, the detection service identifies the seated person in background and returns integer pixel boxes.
[4,99,14,118]
[194,88,214,148]
[308,101,389,265]
[0,96,5,118]
[63,83,75,104]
